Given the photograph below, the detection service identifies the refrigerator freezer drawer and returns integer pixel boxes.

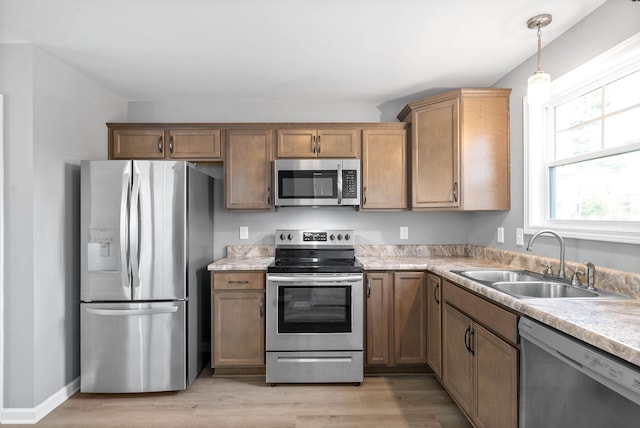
[81,301,187,393]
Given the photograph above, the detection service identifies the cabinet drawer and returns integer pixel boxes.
[442,280,518,346]
[212,272,265,290]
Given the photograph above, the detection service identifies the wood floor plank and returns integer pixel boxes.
[23,368,471,427]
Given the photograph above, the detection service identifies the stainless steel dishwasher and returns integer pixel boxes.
[519,317,640,427]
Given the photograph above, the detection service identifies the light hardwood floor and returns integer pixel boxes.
[26,369,471,427]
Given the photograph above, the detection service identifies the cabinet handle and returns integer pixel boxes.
[434,283,440,304]
[464,326,471,352]
[312,135,317,153]
[158,136,163,153]
[169,136,174,153]
[363,187,367,204]
[227,280,249,284]
[267,186,271,205]
[469,328,475,355]
[259,297,264,318]
[317,135,321,153]
[367,278,371,298]
[453,182,458,202]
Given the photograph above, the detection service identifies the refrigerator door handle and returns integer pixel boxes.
[86,307,179,316]
[130,162,141,295]
[119,163,132,289]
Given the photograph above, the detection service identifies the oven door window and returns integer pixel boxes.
[277,286,351,333]
[277,170,337,199]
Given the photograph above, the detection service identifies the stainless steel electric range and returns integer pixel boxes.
[265,229,364,384]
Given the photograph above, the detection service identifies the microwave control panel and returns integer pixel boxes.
[342,170,358,198]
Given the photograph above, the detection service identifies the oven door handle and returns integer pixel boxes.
[267,275,362,283]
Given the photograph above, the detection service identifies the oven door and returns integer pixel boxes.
[266,273,363,351]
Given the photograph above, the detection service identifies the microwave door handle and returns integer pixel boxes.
[337,162,343,205]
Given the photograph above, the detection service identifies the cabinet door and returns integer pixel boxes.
[225,129,274,210]
[392,272,427,365]
[412,98,460,209]
[276,129,317,158]
[442,303,474,416]
[362,129,408,210]
[365,272,390,365]
[426,273,442,377]
[316,129,360,158]
[212,291,265,366]
[168,129,221,160]
[111,128,165,159]
[473,323,518,428]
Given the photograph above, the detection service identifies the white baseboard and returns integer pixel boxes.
[1,377,80,425]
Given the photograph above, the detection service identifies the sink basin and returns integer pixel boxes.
[454,269,542,284]
[492,281,598,299]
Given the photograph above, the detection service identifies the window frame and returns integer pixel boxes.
[524,32,640,244]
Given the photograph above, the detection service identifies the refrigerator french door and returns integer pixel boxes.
[80,160,213,393]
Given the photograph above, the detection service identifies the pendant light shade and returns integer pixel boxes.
[527,14,552,105]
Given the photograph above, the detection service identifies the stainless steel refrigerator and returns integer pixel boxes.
[80,160,213,393]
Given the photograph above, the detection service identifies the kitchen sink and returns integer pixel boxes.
[454,269,542,285]
[492,281,598,299]
[452,270,632,300]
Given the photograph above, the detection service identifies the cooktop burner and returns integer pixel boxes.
[267,229,363,274]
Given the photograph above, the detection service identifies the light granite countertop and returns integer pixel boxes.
[208,248,640,367]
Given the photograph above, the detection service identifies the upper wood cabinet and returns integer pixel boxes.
[108,124,223,161]
[110,128,166,159]
[397,88,511,211]
[224,128,274,210]
[167,129,221,160]
[276,128,360,158]
[361,127,408,210]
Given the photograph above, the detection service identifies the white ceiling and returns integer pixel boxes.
[0,0,608,104]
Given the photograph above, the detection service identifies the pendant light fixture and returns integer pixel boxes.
[527,13,552,105]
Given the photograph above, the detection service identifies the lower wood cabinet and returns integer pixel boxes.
[426,273,442,377]
[365,271,427,367]
[211,272,265,368]
[442,280,518,428]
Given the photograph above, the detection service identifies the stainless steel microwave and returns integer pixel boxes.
[273,159,361,207]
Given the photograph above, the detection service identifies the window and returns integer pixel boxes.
[525,33,640,243]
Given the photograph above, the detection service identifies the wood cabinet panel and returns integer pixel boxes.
[168,129,221,160]
[276,128,360,158]
[365,272,390,365]
[474,323,518,428]
[443,280,518,346]
[111,128,165,159]
[213,272,265,290]
[212,291,265,366]
[393,272,427,364]
[442,303,474,416]
[426,273,442,377]
[225,129,274,210]
[362,129,408,210]
[412,99,460,208]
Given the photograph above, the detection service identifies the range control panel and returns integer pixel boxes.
[276,229,355,247]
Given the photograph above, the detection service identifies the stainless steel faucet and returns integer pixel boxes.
[584,260,596,291]
[526,229,566,278]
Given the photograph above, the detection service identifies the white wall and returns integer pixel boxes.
[469,0,640,274]
[1,44,127,412]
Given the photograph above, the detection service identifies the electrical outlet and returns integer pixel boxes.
[400,226,408,240]
[516,228,524,246]
[497,227,504,244]
[239,226,249,240]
